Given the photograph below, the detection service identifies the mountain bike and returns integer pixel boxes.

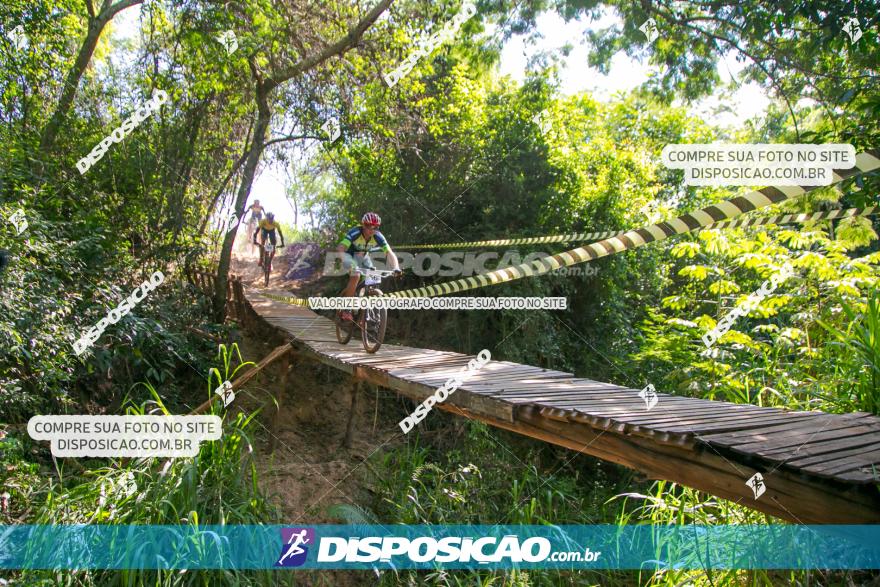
[335,267,398,353]
[257,241,284,287]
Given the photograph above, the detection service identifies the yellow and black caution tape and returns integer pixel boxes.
[396,230,625,250]
[396,206,879,250]
[253,154,879,307]
[384,150,880,299]
[261,292,312,307]
[706,205,878,230]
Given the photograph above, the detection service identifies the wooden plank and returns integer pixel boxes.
[786,443,880,470]
[657,413,817,434]
[730,422,880,455]
[267,321,336,333]
[507,406,880,523]
[529,397,729,414]
[458,380,621,395]
[489,390,638,401]
[568,406,777,427]
[803,452,880,477]
[737,433,880,463]
[831,467,879,483]
[463,369,572,384]
[567,409,800,435]
[359,354,469,368]
[697,415,859,446]
[190,342,292,415]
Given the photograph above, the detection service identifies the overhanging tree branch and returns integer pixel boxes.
[38,0,144,155]
[265,0,393,92]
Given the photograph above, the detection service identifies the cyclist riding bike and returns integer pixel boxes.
[246,200,265,224]
[336,212,401,321]
[245,200,265,255]
[253,212,285,267]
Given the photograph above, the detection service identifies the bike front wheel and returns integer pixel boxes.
[264,252,273,287]
[360,287,387,354]
[335,311,354,345]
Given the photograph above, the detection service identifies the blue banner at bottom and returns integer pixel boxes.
[1,525,879,570]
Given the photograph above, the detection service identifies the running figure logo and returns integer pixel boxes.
[8,209,27,236]
[8,25,27,51]
[321,117,341,143]
[216,30,238,55]
[276,527,315,567]
[639,18,659,43]
[746,473,766,499]
[842,18,862,44]
[638,384,658,411]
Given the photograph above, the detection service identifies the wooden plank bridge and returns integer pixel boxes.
[195,271,880,524]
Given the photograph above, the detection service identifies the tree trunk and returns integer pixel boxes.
[213,87,272,321]
[39,0,145,154]
[210,0,393,320]
[38,18,105,154]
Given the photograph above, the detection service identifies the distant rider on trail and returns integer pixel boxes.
[336,212,401,321]
[246,200,264,224]
[245,200,265,256]
[253,212,285,267]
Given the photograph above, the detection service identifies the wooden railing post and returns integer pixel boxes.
[232,277,248,329]
[189,343,293,416]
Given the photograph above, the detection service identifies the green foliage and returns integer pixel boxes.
[15,345,279,586]
[2,0,880,584]
[631,217,880,414]
[366,420,632,585]
[818,289,880,414]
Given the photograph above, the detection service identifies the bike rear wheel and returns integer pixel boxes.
[335,310,354,345]
[360,287,387,354]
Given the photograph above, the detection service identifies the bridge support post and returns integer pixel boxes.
[232,277,248,329]
[343,380,362,449]
[269,353,293,453]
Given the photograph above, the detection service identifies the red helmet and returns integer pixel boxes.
[361,212,381,227]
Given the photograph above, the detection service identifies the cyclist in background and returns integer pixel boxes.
[336,212,401,321]
[246,200,265,224]
[253,212,285,267]
[245,200,265,256]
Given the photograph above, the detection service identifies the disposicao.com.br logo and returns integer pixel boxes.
[3,524,880,569]
[276,527,315,567]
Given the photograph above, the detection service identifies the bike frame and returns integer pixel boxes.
[259,241,282,286]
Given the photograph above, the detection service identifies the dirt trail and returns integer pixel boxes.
[228,252,412,587]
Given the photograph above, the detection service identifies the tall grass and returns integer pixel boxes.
[16,343,284,586]
[356,420,633,586]
[818,288,880,415]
